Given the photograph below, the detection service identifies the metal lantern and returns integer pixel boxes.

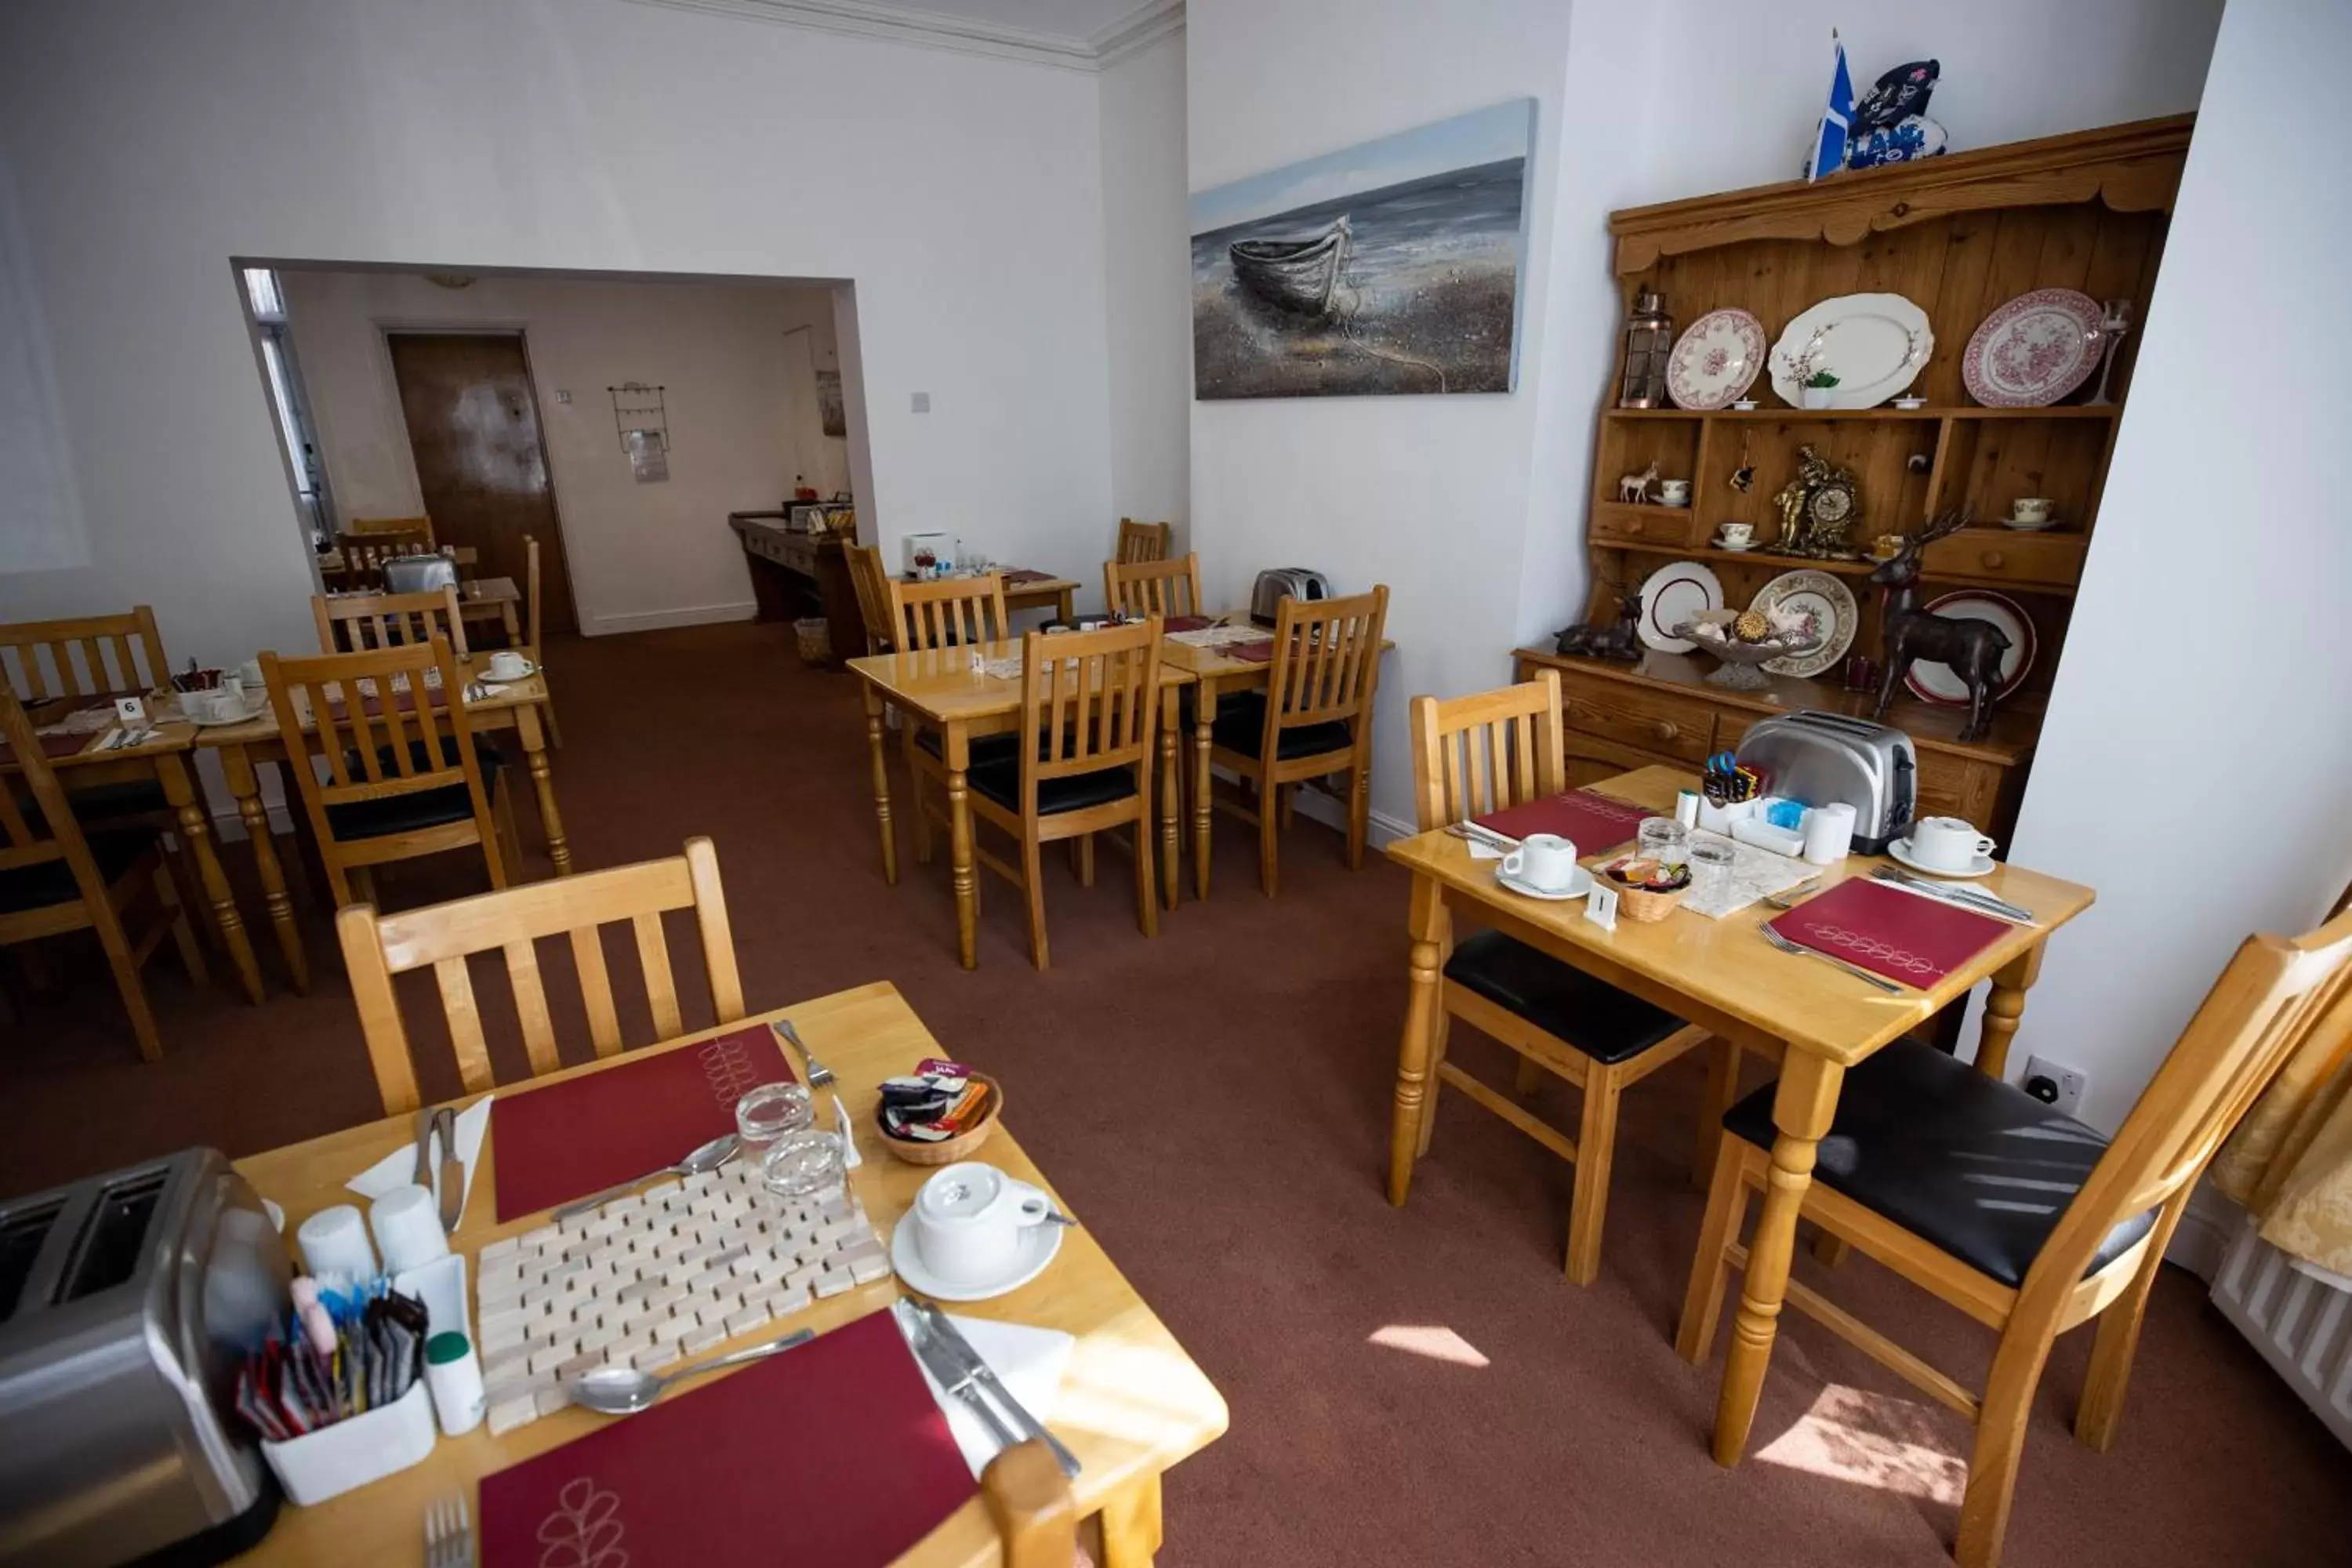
[1617,289,1674,408]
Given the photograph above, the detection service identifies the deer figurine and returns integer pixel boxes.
[1555,588,1644,662]
[1870,509,2012,742]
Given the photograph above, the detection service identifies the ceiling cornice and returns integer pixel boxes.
[625,0,1182,74]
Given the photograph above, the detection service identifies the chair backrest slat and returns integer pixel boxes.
[524,535,545,649]
[1263,586,1388,755]
[888,573,1008,654]
[337,839,746,1115]
[347,514,437,546]
[0,607,169,705]
[1105,553,1203,621]
[315,587,470,658]
[1407,673,1566,830]
[848,544,893,652]
[1116,517,1171,564]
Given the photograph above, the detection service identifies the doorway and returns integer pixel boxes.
[386,332,579,633]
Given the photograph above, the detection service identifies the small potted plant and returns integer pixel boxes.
[1799,368,1841,410]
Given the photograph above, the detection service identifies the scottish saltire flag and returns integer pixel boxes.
[1808,31,1854,182]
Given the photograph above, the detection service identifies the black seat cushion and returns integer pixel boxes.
[324,739,503,842]
[914,729,1021,766]
[65,779,172,821]
[966,758,1137,816]
[0,830,150,914]
[1443,931,1688,1065]
[1723,1038,2154,1287]
[1209,691,1352,761]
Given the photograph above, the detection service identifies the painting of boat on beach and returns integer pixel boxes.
[1191,99,1534,400]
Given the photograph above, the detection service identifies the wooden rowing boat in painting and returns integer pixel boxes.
[1229,216,1351,316]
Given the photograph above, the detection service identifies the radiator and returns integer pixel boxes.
[2211,1217,2352,1452]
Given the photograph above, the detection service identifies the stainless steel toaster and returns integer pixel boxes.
[0,1149,291,1566]
[1249,568,1332,626]
[1734,710,1918,854]
[381,552,459,594]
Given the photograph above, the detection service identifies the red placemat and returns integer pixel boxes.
[1000,568,1054,585]
[1472,789,1650,852]
[480,1309,974,1568]
[1225,639,1276,663]
[0,730,96,760]
[1163,615,1212,633]
[1766,877,2009,989]
[490,1024,797,1220]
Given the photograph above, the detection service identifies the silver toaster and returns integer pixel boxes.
[0,1149,291,1566]
[1734,710,1918,854]
[1249,568,1332,626]
[381,551,459,594]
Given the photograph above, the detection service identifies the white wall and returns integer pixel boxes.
[2004,0,2352,1131]
[0,0,1115,668]
[279,269,840,636]
[1098,31,1191,553]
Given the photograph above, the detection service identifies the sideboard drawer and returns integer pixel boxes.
[1921,530,2085,589]
[1562,679,1719,764]
[1591,503,1700,550]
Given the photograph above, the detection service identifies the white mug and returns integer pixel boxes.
[1909,815,1996,871]
[1656,479,1692,507]
[1715,522,1754,546]
[911,1163,1054,1286]
[2009,497,2053,524]
[369,1183,450,1275]
[487,650,529,681]
[296,1203,378,1280]
[1501,832,1579,893]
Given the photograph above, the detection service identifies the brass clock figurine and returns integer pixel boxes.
[1770,444,1862,559]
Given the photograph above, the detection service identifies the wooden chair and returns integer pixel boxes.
[1116,517,1171,564]
[964,619,1163,969]
[1105,553,1203,621]
[1207,584,1387,897]
[347,514,437,546]
[889,573,1014,869]
[1402,671,1715,1282]
[336,837,744,1116]
[313,586,471,657]
[262,636,516,912]
[521,535,564,747]
[846,543,895,655]
[0,607,170,702]
[1678,903,2352,1568]
[0,684,204,1062]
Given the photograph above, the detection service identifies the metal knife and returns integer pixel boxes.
[913,1298,1082,1479]
[411,1108,437,1189]
[1873,866,2033,924]
[895,1301,1024,1455]
[434,1106,463,1233]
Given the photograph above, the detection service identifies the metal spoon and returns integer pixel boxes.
[550,1133,739,1221]
[566,1329,815,1414]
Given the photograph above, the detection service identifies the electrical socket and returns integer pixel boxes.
[2021,1054,2087,1116]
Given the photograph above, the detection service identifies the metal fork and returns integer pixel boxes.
[1759,918,1904,993]
[775,1018,837,1087]
[425,1494,473,1568]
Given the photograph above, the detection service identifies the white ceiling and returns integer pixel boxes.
[856,0,1144,43]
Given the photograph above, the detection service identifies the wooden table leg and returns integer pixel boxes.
[1055,587,1075,625]
[1157,687,1180,910]
[514,706,571,875]
[947,724,978,970]
[862,681,898,886]
[1976,939,2045,1080]
[1098,1471,1163,1568]
[154,752,265,1005]
[1713,1049,1842,1466]
[1387,875,1446,1206]
[220,745,308,993]
[1192,682,1216,902]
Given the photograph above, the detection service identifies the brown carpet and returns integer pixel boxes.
[3,619,2344,1566]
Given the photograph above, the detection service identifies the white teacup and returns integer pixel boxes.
[486,650,530,681]
[1909,815,1996,872]
[910,1162,1054,1287]
[1656,479,1692,507]
[1501,832,1580,893]
[2009,497,2053,525]
[1715,522,1755,547]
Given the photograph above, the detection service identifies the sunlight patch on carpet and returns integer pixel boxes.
[1755,1384,1966,1504]
[1368,1323,1490,1368]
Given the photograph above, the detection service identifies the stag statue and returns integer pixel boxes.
[1871,510,2012,742]
[1555,589,1644,662]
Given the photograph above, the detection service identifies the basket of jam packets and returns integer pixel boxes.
[875,1058,1001,1166]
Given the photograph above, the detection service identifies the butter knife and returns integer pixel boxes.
[434,1106,463,1233]
[1872,866,2033,924]
[895,1301,1023,1454]
[912,1298,1081,1479]
[411,1108,436,1189]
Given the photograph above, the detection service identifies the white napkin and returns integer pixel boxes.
[1465,837,1504,862]
[900,1312,1076,1479]
[347,1096,493,1226]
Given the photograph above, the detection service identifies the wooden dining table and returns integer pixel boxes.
[229,982,1228,1566]
[1381,764,2096,1465]
[193,652,571,994]
[850,642,1189,969]
[996,572,1080,625]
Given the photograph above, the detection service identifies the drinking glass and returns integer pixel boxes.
[760,1129,847,1203]
[735,1083,813,1151]
[1687,839,1737,902]
[1636,817,1690,869]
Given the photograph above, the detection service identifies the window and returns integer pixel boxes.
[241,267,332,540]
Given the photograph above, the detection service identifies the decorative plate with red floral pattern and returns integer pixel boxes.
[1666,308,1766,411]
[1962,289,2106,407]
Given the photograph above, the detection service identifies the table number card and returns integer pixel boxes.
[114,695,146,724]
[1584,883,1619,931]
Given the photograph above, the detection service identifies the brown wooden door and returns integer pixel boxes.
[387,332,577,633]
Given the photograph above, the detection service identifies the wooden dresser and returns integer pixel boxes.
[730,513,862,668]
[1544,116,2192,847]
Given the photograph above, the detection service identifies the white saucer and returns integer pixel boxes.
[1887,838,1997,879]
[1497,865,1593,902]
[891,1218,1063,1302]
[1711,539,1759,553]
[183,698,267,728]
[476,660,539,685]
